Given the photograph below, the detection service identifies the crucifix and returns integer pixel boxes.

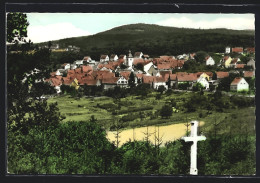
[181,121,206,175]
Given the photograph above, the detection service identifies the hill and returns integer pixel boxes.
[39,23,255,60]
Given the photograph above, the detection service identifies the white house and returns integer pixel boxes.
[153,77,168,90]
[117,76,128,87]
[110,54,118,61]
[134,52,143,58]
[70,64,77,70]
[83,56,92,62]
[100,55,109,62]
[230,77,249,92]
[205,56,215,66]
[61,63,71,70]
[225,47,231,54]
[74,60,84,65]
[197,76,209,90]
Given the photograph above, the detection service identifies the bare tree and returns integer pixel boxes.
[113,119,122,148]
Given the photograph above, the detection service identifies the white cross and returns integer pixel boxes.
[181,120,206,175]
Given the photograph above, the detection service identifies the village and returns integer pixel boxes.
[45,46,255,95]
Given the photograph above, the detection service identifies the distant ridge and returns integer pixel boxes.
[38,23,254,59]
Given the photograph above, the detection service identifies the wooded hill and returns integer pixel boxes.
[39,23,255,60]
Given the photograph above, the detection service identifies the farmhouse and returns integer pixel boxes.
[230,77,249,92]
[134,52,143,58]
[216,72,229,80]
[221,56,232,68]
[205,56,215,66]
[110,54,118,61]
[153,77,168,90]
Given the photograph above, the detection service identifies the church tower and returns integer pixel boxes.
[127,50,134,68]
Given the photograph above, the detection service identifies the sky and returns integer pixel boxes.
[26,13,255,43]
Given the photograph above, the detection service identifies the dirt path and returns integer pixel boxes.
[106,121,205,147]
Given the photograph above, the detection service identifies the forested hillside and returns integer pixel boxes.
[39,23,255,60]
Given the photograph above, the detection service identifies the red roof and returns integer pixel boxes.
[223,56,230,61]
[244,71,254,77]
[81,65,93,73]
[120,71,131,80]
[170,74,177,80]
[48,76,62,86]
[83,56,91,61]
[134,52,143,57]
[195,72,213,78]
[231,58,239,64]
[143,75,155,84]
[100,55,108,59]
[153,77,166,83]
[232,47,243,53]
[118,55,126,59]
[231,77,243,85]
[245,47,255,53]
[133,58,145,65]
[62,77,75,85]
[177,73,197,82]
[102,77,119,84]
[216,72,229,79]
[235,64,245,69]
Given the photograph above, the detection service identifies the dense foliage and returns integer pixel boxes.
[37,24,254,60]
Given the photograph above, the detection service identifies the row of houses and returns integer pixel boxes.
[225,47,255,54]
[45,48,255,93]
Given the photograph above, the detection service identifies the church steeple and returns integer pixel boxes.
[128,50,133,58]
[127,50,134,68]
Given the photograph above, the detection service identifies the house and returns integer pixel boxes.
[247,59,255,70]
[230,77,249,91]
[61,63,71,70]
[221,56,232,68]
[205,56,215,66]
[153,77,168,90]
[169,74,177,88]
[143,54,150,60]
[225,47,231,54]
[100,55,109,62]
[50,44,59,50]
[102,77,119,90]
[83,56,91,62]
[142,75,155,87]
[244,71,255,78]
[232,47,243,54]
[119,55,126,60]
[216,72,229,80]
[62,77,79,90]
[119,71,131,80]
[134,52,143,58]
[235,64,245,69]
[78,78,101,87]
[110,54,118,61]
[176,73,197,89]
[117,76,129,88]
[70,64,77,70]
[74,60,84,66]
[244,47,255,54]
[197,76,209,90]
[144,62,157,76]
[46,75,63,93]
[229,58,241,68]
[195,72,213,81]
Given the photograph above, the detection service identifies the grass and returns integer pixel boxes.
[47,92,255,135]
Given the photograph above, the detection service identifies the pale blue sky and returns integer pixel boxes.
[26,13,255,43]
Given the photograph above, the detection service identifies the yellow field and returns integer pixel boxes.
[106,121,205,147]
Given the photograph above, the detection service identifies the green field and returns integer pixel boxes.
[48,92,255,137]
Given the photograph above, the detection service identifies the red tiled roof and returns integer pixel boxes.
[102,77,119,84]
[120,71,131,80]
[231,77,243,85]
[62,77,75,85]
[177,73,197,82]
[245,47,255,53]
[235,64,245,69]
[143,54,149,58]
[153,77,166,83]
[232,47,243,53]
[133,58,145,65]
[216,72,229,79]
[143,75,155,84]
[244,71,254,77]
[48,76,62,86]
[195,72,213,78]
[81,65,93,73]
[170,74,177,80]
